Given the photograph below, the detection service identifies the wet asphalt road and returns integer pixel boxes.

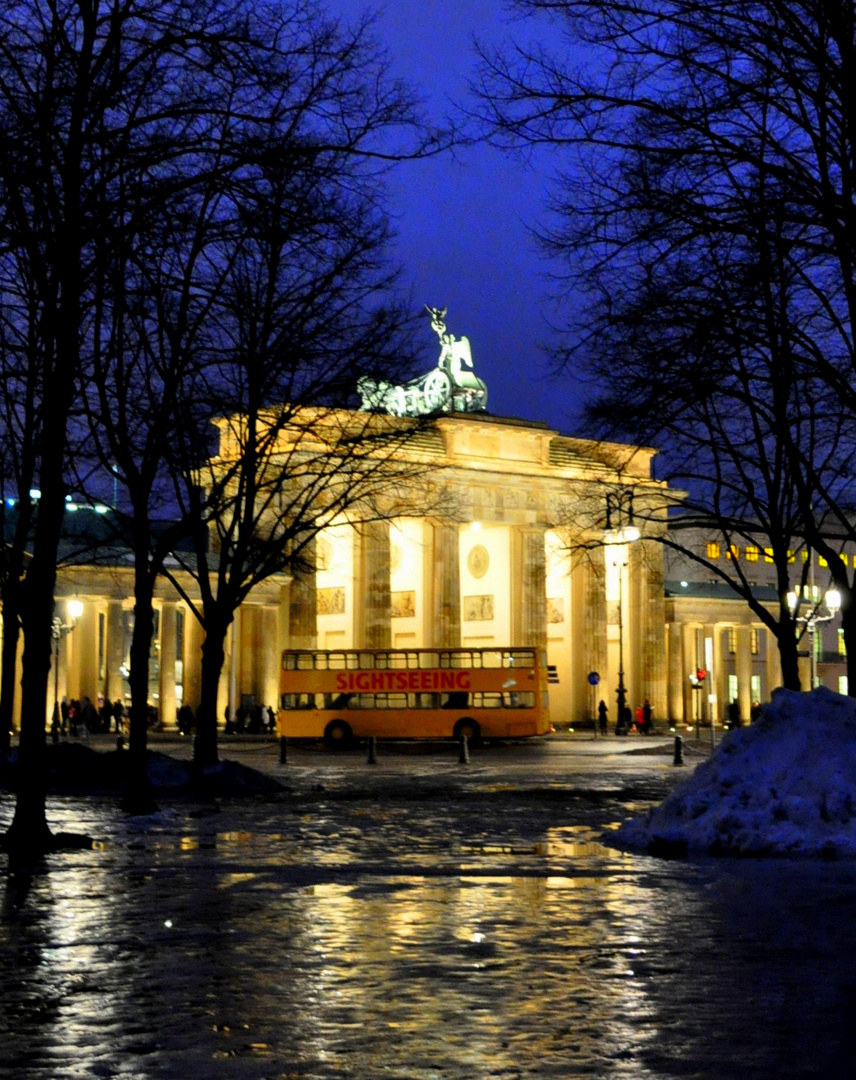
[2,732,855,1079]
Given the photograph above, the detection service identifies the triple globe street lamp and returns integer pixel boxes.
[786,586,841,689]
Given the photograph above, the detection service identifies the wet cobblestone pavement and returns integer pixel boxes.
[2,735,856,1079]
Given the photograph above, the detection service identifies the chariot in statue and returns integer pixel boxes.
[358,306,488,417]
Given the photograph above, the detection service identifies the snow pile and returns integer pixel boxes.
[613,686,856,857]
[1,743,285,797]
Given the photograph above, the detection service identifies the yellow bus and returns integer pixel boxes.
[278,647,552,746]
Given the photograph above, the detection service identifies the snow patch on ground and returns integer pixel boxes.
[611,686,856,857]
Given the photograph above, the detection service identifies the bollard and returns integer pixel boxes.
[279,736,287,765]
[367,735,377,764]
[458,733,470,764]
[673,735,685,766]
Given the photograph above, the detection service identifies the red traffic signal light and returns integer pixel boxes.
[696,668,707,682]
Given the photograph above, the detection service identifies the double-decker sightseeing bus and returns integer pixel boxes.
[278,647,551,746]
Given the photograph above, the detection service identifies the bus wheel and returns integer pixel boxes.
[324,719,353,750]
[454,717,481,745]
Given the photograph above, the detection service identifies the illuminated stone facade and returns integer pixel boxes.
[6,411,674,731]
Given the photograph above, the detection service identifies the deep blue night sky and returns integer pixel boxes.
[332,1,585,434]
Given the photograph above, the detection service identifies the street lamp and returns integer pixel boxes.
[51,600,83,732]
[605,490,640,734]
[786,586,840,688]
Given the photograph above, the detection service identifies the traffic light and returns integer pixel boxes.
[696,668,707,682]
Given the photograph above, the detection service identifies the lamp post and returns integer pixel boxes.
[51,600,83,731]
[605,491,640,734]
[786,586,840,688]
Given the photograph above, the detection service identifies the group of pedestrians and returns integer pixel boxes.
[596,698,654,736]
[54,695,126,738]
[224,702,277,735]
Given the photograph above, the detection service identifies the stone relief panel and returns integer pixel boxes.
[463,595,494,621]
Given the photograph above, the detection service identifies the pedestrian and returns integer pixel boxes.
[642,699,653,734]
[597,699,608,736]
[727,700,741,728]
[113,699,125,733]
[79,695,97,737]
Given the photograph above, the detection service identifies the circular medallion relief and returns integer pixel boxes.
[467,544,489,579]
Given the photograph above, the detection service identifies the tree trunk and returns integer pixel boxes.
[841,602,856,697]
[121,579,158,814]
[777,629,802,692]
[0,595,20,756]
[3,501,65,856]
[194,625,227,768]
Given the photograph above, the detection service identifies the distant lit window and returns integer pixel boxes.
[764,548,774,564]
[841,553,849,568]
[787,550,795,564]
[726,544,739,561]
[839,629,847,658]
[819,555,828,568]
[728,627,737,654]
[745,545,759,563]
[840,676,849,696]
[706,542,721,559]
[801,550,809,563]
[751,629,759,655]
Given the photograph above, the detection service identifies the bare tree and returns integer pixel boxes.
[0,0,441,852]
[477,0,856,689]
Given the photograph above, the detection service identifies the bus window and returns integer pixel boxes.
[375,693,408,709]
[503,692,535,708]
[409,693,439,709]
[323,692,353,710]
[281,693,315,709]
[441,691,470,709]
[472,692,502,708]
[482,650,502,668]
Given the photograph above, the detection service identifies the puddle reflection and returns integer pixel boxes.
[2,794,856,1078]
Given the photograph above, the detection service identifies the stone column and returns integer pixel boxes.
[569,553,592,724]
[586,547,608,699]
[158,601,177,729]
[431,522,461,648]
[71,603,98,702]
[703,622,720,730]
[259,605,280,708]
[638,539,667,720]
[105,600,125,704]
[682,623,699,726]
[668,621,684,724]
[289,542,317,650]
[512,526,547,649]
[766,629,783,698]
[736,625,753,723]
[184,613,204,710]
[278,583,291,653]
[354,521,391,649]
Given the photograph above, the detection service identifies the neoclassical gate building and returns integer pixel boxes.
[8,408,672,733]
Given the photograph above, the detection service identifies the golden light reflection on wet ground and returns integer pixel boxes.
[3,780,856,1078]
